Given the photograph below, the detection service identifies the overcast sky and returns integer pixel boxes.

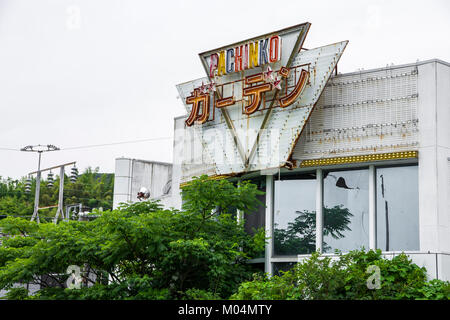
[0,0,449,179]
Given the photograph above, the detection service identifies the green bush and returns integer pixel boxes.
[231,249,450,300]
[181,288,220,300]
[1,286,29,300]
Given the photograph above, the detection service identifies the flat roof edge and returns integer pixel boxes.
[333,58,450,78]
[115,157,172,166]
[174,114,187,120]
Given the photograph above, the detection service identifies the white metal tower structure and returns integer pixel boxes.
[20,145,60,223]
[27,161,77,223]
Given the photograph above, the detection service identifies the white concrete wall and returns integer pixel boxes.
[436,62,450,255]
[113,158,172,209]
[112,116,187,211]
[155,116,185,210]
[162,116,185,210]
[417,61,450,257]
[113,158,133,209]
[111,60,450,280]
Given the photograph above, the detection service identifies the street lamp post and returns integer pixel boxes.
[20,145,59,223]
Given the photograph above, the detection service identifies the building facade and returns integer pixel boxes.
[113,23,450,280]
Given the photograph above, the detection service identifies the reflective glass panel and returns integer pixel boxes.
[244,178,266,258]
[273,173,316,256]
[323,169,369,253]
[376,166,419,251]
[244,178,266,236]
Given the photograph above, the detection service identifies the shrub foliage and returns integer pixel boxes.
[232,250,450,300]
[0,175,265,299]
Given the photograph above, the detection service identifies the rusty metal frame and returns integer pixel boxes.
[244,23,311,171]
[197,23,311,172]
[284,40,349,165]
[214,92,248,166]
[198,22,311,61]
[28,161,76,175]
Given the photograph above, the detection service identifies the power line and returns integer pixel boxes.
[0,137,173,153]
[0,147,20,152]
[61,137,173,150]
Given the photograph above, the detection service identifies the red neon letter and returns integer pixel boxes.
[243,73,272,115]
[185,89,211,126]
[269,36,280,63]
[235,46,244,72]
[278,69,309,108]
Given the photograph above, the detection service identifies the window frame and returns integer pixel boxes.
[265,161,419,266]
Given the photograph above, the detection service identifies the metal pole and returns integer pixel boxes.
[21,145,60,223]
[385,201,389,251]
[315,168,323,253]
[264,174,274,276]
[236,179,243,224]
[380,174,389,251]
[369,165,376,250]
[31,152,42,223]
[54,166,65,223]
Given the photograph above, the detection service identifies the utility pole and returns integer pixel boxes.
[21,145,60,223]
[27,161,77,224]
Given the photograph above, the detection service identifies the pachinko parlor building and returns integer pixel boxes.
[113,23,450,280]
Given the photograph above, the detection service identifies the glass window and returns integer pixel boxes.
[323,169,369,253]
[245,263,265,275]
[376,165,419,251]
[244,178,266,236]
[243,178,266,259]
[273,262,296,276]
[273,173,316,256]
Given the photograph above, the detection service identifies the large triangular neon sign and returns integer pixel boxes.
[176,23,348,176]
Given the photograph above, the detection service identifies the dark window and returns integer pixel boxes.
[244,178,266,236]
[273,173,317,256]
[273,262,296,276]
[376,165,419,251]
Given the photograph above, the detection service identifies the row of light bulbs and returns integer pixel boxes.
[320,93,418,109]
[305,121,419,142]
[301,141,419,155]
[326,69,418,87]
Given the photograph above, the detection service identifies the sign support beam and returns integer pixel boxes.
[244,25,310,171]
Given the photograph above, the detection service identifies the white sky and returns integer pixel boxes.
[0,0,449,179]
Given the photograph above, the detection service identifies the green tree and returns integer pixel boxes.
[0,167,114,220]
[0,175,265,300]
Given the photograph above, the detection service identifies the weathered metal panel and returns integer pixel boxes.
[291,64,419,162]
[173,115,218,183]
[176,24,318,178]
[176,39,348,178]
[250,41,349,170]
